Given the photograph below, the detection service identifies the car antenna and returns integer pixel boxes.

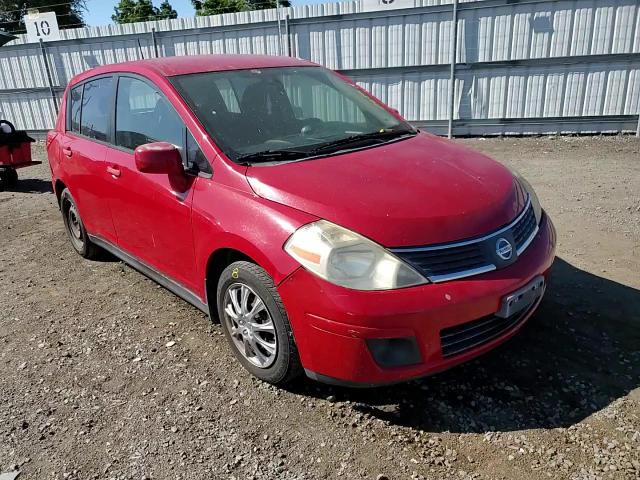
[137,38,145,60]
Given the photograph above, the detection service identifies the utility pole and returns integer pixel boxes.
[448,0,459,139]
[39,39,58,115]
[276,2,283,56]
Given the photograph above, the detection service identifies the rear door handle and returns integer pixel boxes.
[106,166,121,178]
[62,147,72,157]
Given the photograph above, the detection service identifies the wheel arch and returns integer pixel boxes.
[203,236,298,315]
[54,179,67,208]
[205,247,255,320]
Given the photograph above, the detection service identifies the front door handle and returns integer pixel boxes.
[62,147,72,157]
[106,166,121,178]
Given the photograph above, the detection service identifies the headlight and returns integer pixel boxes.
[284,220,428,290]
[513,172,542,224]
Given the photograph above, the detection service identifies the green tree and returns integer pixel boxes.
[193,0,290,16]
[157,0,178,20]
[111,0,137,24]
[112,0,177,24]
[0,0,86,33]
[248,0,291,8]
[192,0,248,16]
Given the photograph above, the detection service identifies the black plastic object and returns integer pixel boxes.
[0,120,35,146]
[0,30,17,48]
[366,336,422,368]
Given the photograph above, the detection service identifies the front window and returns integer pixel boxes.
[170,66,415,163]
[115,76,184,151]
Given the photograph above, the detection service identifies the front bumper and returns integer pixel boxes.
[278,214,556,386]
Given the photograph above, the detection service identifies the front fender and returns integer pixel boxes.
[191,178,317,300]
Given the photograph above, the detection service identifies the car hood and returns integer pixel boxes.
[245,133,527,247]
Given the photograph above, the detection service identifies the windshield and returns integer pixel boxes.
[170,66,415,163]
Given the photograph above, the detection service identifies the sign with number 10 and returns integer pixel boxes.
[25,11,61,43]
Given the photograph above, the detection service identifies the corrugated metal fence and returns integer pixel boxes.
[0,0,639,136]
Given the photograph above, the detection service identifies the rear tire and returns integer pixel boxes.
[217,261,302,385]
[0,168,18,189]
[60,188,102,259]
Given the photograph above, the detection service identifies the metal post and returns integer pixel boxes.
[151,27,159,58]
[285,14,292,57]
[448,0,459,139]
[276,3,283,56]
[636,114,640,138]
[39,38,58,115]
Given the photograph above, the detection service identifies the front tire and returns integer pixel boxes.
[217,261,302,385]
[60,188,102,259]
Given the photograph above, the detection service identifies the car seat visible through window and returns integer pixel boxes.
[239,80,298,144]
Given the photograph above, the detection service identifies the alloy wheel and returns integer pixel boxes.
[223,283,277,368]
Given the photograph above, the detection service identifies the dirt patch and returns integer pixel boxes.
[1,136,639,480]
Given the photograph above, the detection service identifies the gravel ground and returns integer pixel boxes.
[1,136,639,480]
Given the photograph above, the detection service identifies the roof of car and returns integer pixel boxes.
[73,54,316,81]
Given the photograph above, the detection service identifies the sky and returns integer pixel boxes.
[83,0,324,27]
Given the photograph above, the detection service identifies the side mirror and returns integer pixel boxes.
[134,142,183,175]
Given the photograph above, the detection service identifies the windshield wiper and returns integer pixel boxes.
[308,128,416,155]
[235,128,417,165]
[236,149,311,164]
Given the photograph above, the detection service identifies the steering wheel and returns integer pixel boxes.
[300,118,323,137]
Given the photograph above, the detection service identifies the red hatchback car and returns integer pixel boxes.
[47,55,556,387]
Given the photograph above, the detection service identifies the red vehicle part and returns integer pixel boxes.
[279,214,556,386]
[46,55,557,386]
[0,120,40,187]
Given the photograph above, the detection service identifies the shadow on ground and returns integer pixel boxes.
[289,258,640,433]
[1,177,53,194]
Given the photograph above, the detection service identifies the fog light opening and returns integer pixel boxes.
[366,337,422,368]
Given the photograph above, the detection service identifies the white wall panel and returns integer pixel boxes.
[0,0,638,134]
[347,61,639,122]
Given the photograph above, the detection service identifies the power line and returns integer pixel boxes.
[0,1,78,16]
[0,11,80,26]
[9,22,84,34]
[4,1,286,35]
[6,2,286,33]
[0,0,282,18]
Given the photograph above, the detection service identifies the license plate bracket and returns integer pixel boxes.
[496,275,545,319]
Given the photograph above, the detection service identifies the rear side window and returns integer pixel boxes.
[80,77,114,141]
[115,76,184,151]
[68,85,82,133]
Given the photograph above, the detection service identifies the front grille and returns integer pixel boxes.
[394,243,487,278]
[391,197,538,283]
[512,204,537,252]
[439,302,536,358]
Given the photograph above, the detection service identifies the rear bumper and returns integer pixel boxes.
[278,213,556,386]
